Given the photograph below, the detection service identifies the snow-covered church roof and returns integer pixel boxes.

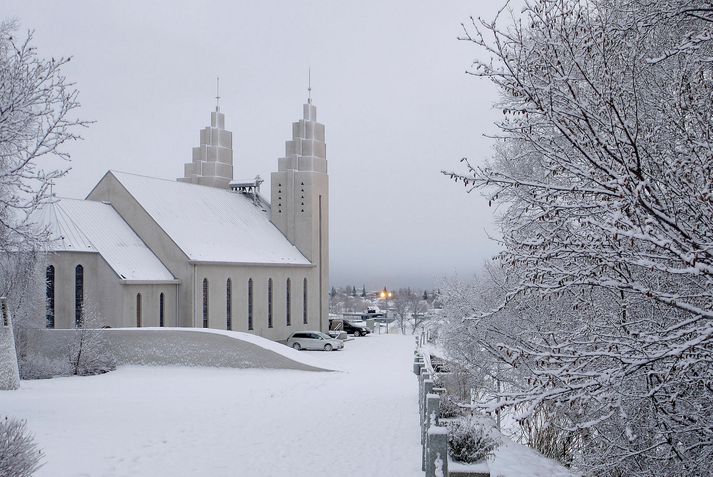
[36,198,177,282]
[104,171,311,266]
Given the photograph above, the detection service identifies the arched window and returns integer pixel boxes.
[286,278,291,326]
[267,278,273,328]
[46,265,55,329]
[136,293,142,327]
[75,265,84,327]
[248,278,254,330]
[202,278,209,328]
[303,278,308,324]
[226,278,232,331]
[159,293,165,327]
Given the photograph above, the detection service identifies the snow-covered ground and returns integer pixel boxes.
[0,334,423,477]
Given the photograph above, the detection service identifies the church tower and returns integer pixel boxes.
[178,80,234,188]
[271,94,329,329]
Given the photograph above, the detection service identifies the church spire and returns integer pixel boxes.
[177,80,234,188]
[215,76,221,112]
[307,68,312,104]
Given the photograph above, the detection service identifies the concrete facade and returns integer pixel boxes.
[42,96,329,342]
[271,100,329,331]
[45,250,179,329]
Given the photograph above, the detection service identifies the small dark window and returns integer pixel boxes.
[202,278,209,328]
[46,265,55,328]
[286,278,291,326]
[159,293,165,327]
[303,278,308,324]
[136,293,142,327]
[248,278,254,330]
[226,278,232,331]
[75,265,84,327]
[268,278,273,328]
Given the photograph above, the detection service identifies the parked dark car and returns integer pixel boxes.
[342,319,371,337]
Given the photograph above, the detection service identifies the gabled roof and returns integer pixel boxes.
[36,198,176,282]
[107,171,311,266]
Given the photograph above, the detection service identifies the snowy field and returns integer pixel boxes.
[0,334,423,477]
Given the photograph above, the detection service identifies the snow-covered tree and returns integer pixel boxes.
[444,1,713,474]
[0,251,47,377]
[0,20,87,253]
[391,289,412,334]
[0,20,86,379]
[67,302,115,376]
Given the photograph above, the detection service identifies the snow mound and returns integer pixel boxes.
[120,327,329,370]
[27,327,333,372]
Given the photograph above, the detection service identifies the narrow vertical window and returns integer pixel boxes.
[75,265,84,327]
[286,278,291,326]
[247,278,254,330]
[136,293,142,327]
[202,278,209,328]
[159,293,165,327]
[303,278,308,324]
[268,278,273,328]
[46,265,55,329]
[226,278,232,331]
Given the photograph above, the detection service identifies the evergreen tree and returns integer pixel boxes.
[423,290,428,301]
[361,285,366,297]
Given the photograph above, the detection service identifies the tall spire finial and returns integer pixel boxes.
[308,68,312,104]
[215,76,221,112]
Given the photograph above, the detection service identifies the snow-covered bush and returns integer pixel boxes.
[447,417,499,463]
[67,303,116,376]
[439,393,462,419]
[0,417,43,477]
[19,354,71,380]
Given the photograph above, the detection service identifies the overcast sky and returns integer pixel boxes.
[5,0,504,290]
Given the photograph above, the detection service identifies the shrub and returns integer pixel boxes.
[19,354,71,380]
[0,417,43,477]
[439,393,462,419]
[447,417,500,463]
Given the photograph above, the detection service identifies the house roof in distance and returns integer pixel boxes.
[37,198,176,282]
[107,171,311,266]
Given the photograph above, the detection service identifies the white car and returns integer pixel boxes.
[287,332,344,351]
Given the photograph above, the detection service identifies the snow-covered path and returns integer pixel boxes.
[0,334,423,477]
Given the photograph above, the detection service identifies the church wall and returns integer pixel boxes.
[294,171,329,330]
[46,251,178,329]
[122,284,178,328]
[193,263,321,341]
[46,251,122,328]
[87,173,192,327]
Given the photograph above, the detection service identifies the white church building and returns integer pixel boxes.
[38,95,329,341]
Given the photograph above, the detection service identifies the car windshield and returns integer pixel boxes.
[317,332,332,340]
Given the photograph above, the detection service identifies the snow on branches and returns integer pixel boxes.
[442,0,713,474]
[0,20,89,253]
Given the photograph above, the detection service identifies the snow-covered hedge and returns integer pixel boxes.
[447,417,499,463]
[438,393,462,419]
[0,417,43,477]
[19,354,71,380]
